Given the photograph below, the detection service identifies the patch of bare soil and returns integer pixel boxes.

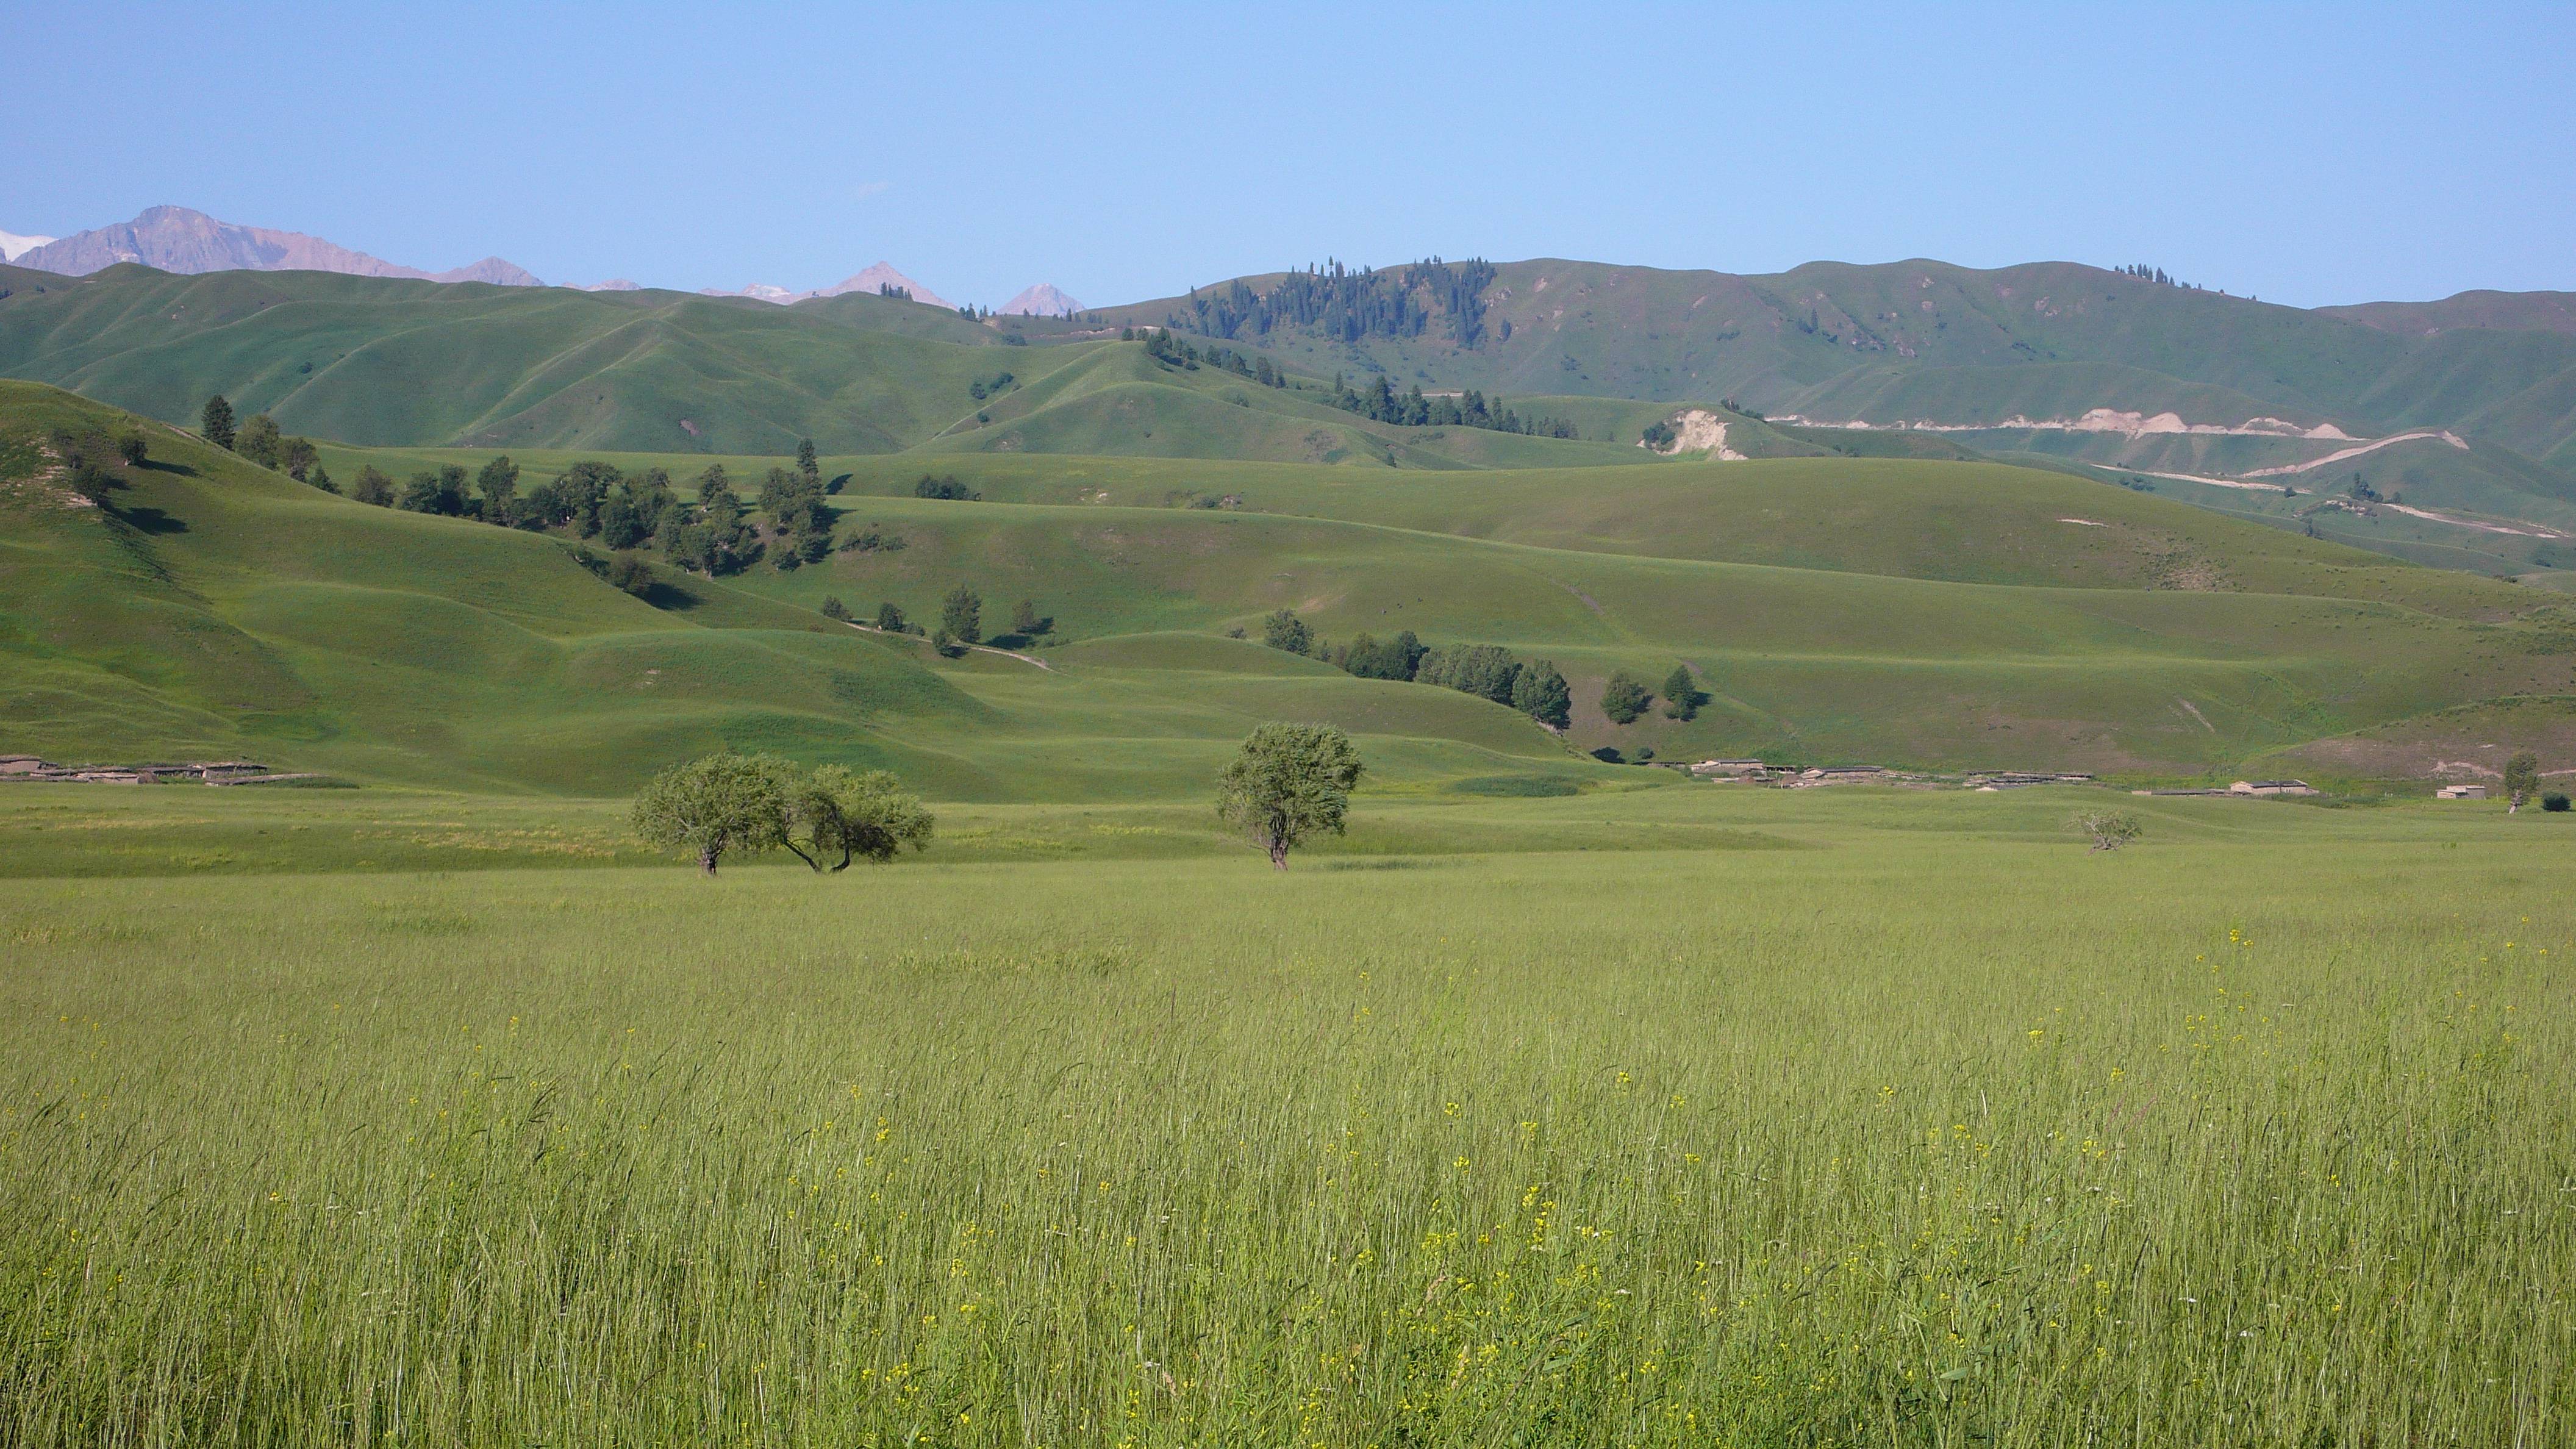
[1645,409,1746,460]
[2277,696,2576,778]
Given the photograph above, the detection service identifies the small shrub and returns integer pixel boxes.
[818,596,851,621]
[2071,810,2143,852]
[2544,793,2571,813]
[914,474,980,501]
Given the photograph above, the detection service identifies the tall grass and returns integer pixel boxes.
[2,825,2569,1445]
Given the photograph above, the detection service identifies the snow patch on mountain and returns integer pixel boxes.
[700,262,954,309]
[0,230,55,263]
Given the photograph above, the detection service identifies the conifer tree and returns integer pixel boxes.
[199,395,237,451]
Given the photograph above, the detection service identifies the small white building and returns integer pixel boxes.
[2436,784,2488,800]
[2230,779,2318,797]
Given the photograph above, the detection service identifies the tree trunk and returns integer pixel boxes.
[1267,835,1290,870]
[699,847,720,876]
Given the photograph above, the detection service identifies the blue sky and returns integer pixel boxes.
[7,2,2571,309]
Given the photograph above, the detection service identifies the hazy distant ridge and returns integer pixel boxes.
[13,206,541,287]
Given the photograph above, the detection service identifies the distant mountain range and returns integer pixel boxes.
[702,263,956,310]
[6,206,1095,315]
[10,207,542,287]
[1001,282,1085,317]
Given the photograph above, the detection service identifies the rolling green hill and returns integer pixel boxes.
[16,377,2576,796]
[1102,257,2576,546]
[0,382,1596,797]
[0,264,1634,470]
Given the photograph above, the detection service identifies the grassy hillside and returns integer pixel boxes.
[18,378,2576,789]
[0,382,1593,797]
[0,265,1641,470]
[1100,257,2576,526]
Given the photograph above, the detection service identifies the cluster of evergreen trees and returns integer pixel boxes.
[2115,263,2205,290]
[1168,258,1502,348]
[1260,610,1571,729]
[1329,374,1578,438]
[1126,327,1292,387]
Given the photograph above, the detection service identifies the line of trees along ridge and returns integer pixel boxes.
[1261,609,1571,729]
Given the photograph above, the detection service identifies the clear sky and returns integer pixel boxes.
[7,1,2571,309]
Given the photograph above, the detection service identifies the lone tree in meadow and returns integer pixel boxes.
[941,585,983,646]
[875,601,907,632]
[199,395,237,451]
[782,765,935,871]
[1601,671,1655,725]
[2503,751,2541,813]
[2070,810,2144,852]
[1217,722,1364,870]
[1011,598,1046,638]
[632,753,936,876]
[632,753,797,875]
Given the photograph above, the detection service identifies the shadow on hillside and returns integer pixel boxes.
[106,503,187,535]
[640,581,699,611]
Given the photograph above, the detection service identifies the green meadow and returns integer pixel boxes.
[2,783,2570,1445]
[8,356,2576,1446]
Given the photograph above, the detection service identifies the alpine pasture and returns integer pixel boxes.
[3,340,2574,1447]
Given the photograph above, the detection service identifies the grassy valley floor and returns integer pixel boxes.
[1,784,2569,1445]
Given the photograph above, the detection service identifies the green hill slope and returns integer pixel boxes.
[296,432,2575,778]
[0,265,1639,470]
[0,382,1597,796]
[1102,257,2576,537]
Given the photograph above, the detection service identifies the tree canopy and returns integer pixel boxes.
[782,766,935,871]
[1217,723,1364,870]
[631,754,798,875]
[941,585,983,646]
[199,395,236,451]
[2504,751,2541,812]
[1601,672,1654,725]
[633,754,934,875]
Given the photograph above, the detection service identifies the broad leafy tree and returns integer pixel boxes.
[1601,671,1654,725]
[476,455,521,517]
[2504,751,2541,812]
[1262,609,1312,654]
[1512,660,1572,728]
[782,766,935,871]
[235,412,282,469]
[1217,723,1364,870]
[631,753,798,875]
